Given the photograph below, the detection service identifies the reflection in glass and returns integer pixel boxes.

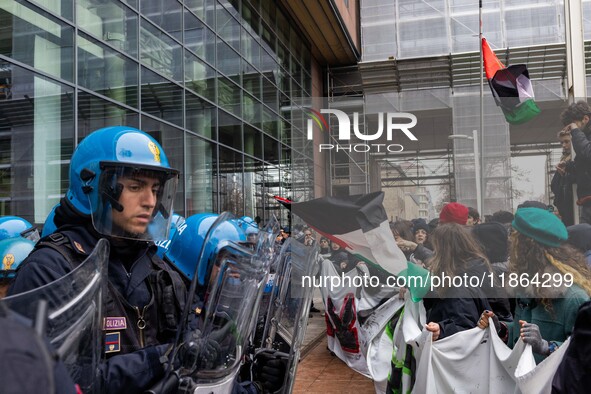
[141,115,185,215]
[218,146,244,215]
[0,62,74,222]
[141,67,183,127]
[141,0,182,41]
[218,76,241,117]
[218,110,242,151]
[184,9,216,65]
[76,0,138,58]
[186,91,216,139]
[140,19,182,81]
[0,1,74,82]
[185,50,216,102]
[244,124,262,159]
[186,134,215,214]
[78,92,139,139]
[243,156,264,220]
[77,32,138,108]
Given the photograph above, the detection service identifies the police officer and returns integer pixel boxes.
[9,126,186,394]
[0,236,35,298]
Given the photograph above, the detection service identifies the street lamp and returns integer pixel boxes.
[448,130,482,215]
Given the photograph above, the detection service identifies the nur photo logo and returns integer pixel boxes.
[303,108,418,153]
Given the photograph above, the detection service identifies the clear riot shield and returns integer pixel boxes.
[256,237,319,394]
[1,238,108,394]
[170,213,275,394]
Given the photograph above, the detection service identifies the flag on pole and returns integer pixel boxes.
[274,191,407,276]
[482,37,541,125]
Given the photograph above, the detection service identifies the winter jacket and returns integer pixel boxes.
[552,301,591,393]
[424,259,492,340]
[508,284,589,364]
[551,169,575,226]
[566,124,591,202]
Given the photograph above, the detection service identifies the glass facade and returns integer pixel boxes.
[0,0,314,225]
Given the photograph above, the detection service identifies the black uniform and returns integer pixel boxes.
[9,219,187,393]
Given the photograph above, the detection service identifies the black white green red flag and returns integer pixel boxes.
[274,191,407,276]
[482,37,541,125]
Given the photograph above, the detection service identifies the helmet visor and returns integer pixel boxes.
[90,163,179,241]
[189,242,266,380]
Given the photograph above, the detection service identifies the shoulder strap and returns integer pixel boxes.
[35,232,84,270]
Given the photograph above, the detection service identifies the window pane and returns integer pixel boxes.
[185,50,216,102]
[141,0,182,41]
[186,0,216,28]
[184,10,216,65]
[218,110,242,151]
[263,134,279,164]
[217,146,243,215]
[218,75,241,117]
[77,32,139,108]
[78,92,139,138]
[76,0,138,58]
[0,0,74,82]
[244,124,262,159]
[217,38,241,84]
[186,134,215,214]
[186,91,216,139]
[140,19,182,81]
[0,62,74,223]
[217,2,240,51]
[141,67,183,127]
[141,116,185,214]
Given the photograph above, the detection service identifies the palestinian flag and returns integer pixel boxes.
[274,192,407,276]
[482,37,541,125]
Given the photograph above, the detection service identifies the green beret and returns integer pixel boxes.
[512,207,567,247]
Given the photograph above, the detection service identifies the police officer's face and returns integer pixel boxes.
[112,175,160,234]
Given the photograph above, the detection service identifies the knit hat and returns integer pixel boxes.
[512,207,568,247]
[412,218,430,234]
[439,202,469,225]
[472,222,508,263]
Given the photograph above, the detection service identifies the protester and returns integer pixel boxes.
[559,101,591,224]
[488,210,514,230]
[411,218,430,246]
[472,222,513,321]
[424,223,491,341]
[439,202,469,225]
[478,208,591,363]
[467,207,480,225]
[318,237,331,258]
[329,240,352,273]
[551,300,591,393]
[551,128,575,226]
[566,223,591,267]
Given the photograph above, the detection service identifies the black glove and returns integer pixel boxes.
[253,350,288,393]
[177,330,223,371]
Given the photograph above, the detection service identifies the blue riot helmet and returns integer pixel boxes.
[155,213,185,258]
[66,126,179,241]
[164,213,246,283]
[41,203,59,237]
[0,216,39,242]
[239,216,259,245]
[0,237,35,279]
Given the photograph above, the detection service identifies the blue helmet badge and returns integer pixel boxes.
[0,237,35,279]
